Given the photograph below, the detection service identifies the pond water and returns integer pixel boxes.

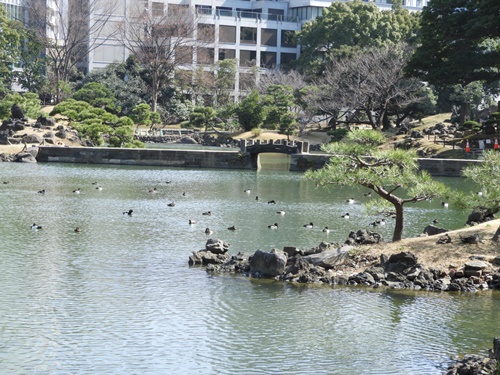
[0,162,498,375]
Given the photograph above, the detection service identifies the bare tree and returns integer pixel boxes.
[305,45,424,130]
[119,3,208,112]
[25,0,119,102]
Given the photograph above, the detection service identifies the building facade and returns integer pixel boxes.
[2,0,429,97]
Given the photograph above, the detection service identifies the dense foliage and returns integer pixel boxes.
[50,99,142,148]
[296,0,420,74]
[407,0,500,85]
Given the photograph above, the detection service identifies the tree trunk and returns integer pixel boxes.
[493,224,500,243]
[392,202,404,242]
[459,101,470,125]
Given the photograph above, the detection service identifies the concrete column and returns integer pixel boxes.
[240,139,247,153]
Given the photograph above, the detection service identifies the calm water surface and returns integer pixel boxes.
[0,162,498,375]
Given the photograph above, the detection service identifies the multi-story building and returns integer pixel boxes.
[2,0,429,97]
[88,0,428,97]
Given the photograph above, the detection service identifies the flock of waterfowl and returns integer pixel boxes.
[1,179,454,237]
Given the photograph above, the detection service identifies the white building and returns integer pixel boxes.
[2,0,429,96]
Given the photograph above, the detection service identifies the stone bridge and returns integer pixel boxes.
[240,139,310,155]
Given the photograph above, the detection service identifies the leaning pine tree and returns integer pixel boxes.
[305,129,448,241]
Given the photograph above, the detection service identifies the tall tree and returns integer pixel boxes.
[13,27,47,93]
[119,2,205,113]
[0,6,22,94]
[306,129,448,242]
[406,0,500,85]
[25,0,119,102]
[303,45,426,130]
[296,0,419,74]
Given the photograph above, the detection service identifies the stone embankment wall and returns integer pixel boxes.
[36,146,482,176]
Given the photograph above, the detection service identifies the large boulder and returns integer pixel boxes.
[188,249,229,266]
[466,207,495,226]
[303,247,352,269]
[250,249,287,277]
[383,251,419,274]
[13,152,37,163]
[205,238,229,254]
[422,225,448,236]
[179,136,197,144]
[11,104,25,119]
[22,133,44,144]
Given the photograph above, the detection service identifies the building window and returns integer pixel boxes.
[94,45,124,63]
[239,73,255,90]
[219,49,236,60]
[260,52,276,68]
[175,46,193,64]
[197,24,215,42]
[240,27,257,45]
[281,31,296,48]
[280,53,297,69]
[198,48,214,64]
[195,5,212,15]
[261,29,277,47]
[239,50,256,67]
[152,2,164,17]
[220,26,236,43]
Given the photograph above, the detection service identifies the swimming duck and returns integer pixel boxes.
[369,221,378,227]
[74,227,81,233]
[377,219,386,225]
[205,228,213,235]
[149,188,157,193]
[189,219,196,224]
[268,223,279,229]
[244,189,251,194]
[73,188,81,194]
[303,222,314,228]
[37,189,46,194]
[476,191,483,197]
[202,211,211,216]
[91,182,98,185]
[268,200,276,204]
[167,202,176,207]
[364,192,372,197]
[346,198,355,204]
[31,223,42,230]
[322,227,331,233]
[96,186,103,191]
[123,209,133,216]
[442,202,449,208]
[165,181,172,184]
[276,210,285,215]
[227,226,236,231]
[432,219,439,224]
[342,213,350,219]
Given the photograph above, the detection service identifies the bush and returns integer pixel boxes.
[461,120,481,131]
[327,128,349,142]
[251,127,262,137]
[0,92,41,119]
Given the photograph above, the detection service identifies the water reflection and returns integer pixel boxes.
[0,163,497,375]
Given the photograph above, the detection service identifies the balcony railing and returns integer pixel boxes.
[197,8,297,22]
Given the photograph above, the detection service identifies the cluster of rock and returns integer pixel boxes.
[135,131,240,149]
[189,238,500,292]
[1,104,82,162]
[445,354,497,375]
